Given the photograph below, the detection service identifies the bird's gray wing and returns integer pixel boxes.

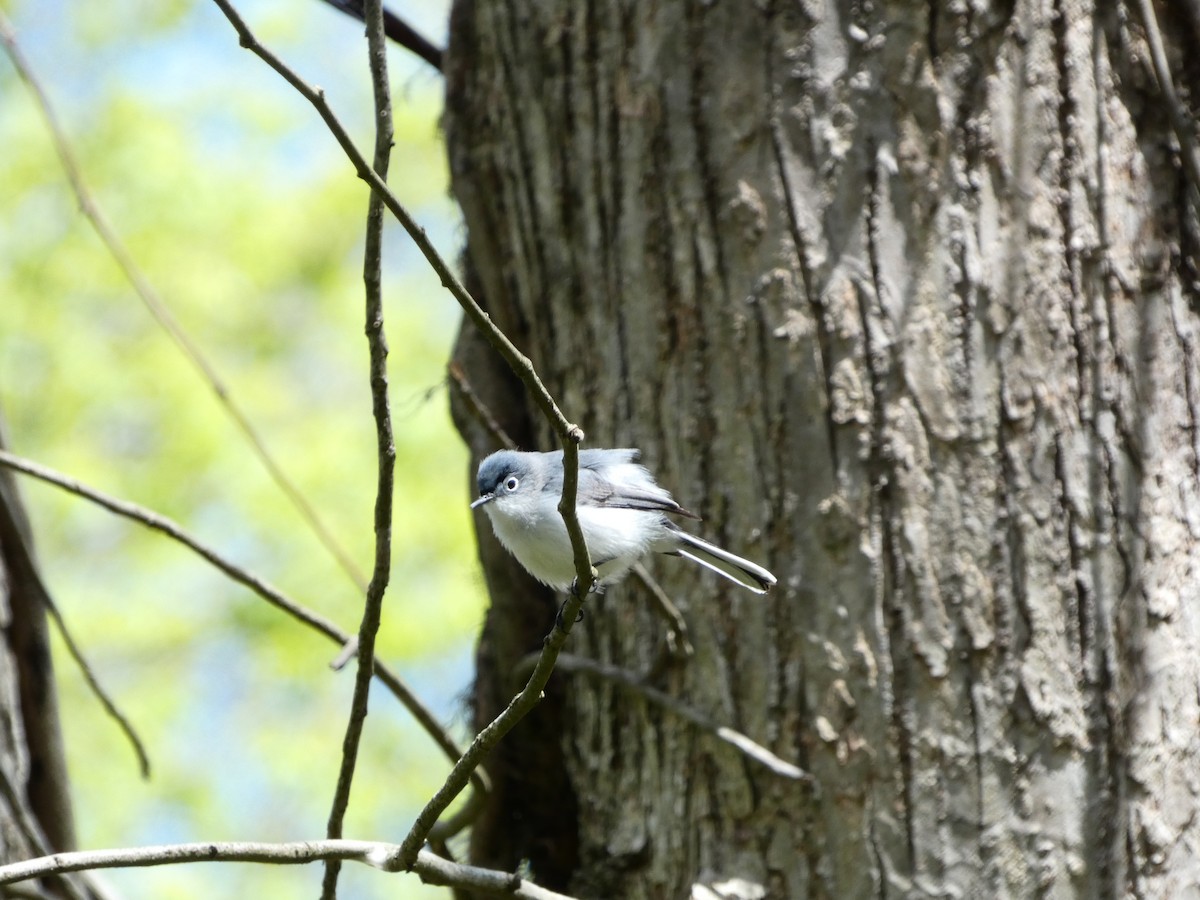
[576,456,700,520]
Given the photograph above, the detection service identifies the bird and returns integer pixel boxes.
[470,448,776,594]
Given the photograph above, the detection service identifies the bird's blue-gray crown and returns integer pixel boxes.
[474,449,536,504]
[473,449,646,508]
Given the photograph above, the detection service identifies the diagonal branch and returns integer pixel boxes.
[207,0,583,453]
[0,12,371,601]
[395,588,588,869]
[1132,0,1200,200]
[0,450,487,801]
[39,589,151,780]
[448,362,691,655]
[315,0,443,71]
[446,361,518,451]
[544,653,810,781]
[0,448,150,781]
[209,0,596,862]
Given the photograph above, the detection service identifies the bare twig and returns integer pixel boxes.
[537,653,811,781]
[414,848,577,899]
[0,12,369,601]
[207,0,583,453]
[0,452,338,653]
[209,0,594,863]
[0,841,579,899]
[396,590,588,869]
[446,362,517,451]
[0,449,150,781]
[315,0,443,71]
[1133,0,1200,199]
[629,563,693,657]
[557,445,595,593]
[320,0,396,894]
[39,593,151,779]
[0,450,486,799]
[424,780,488,843]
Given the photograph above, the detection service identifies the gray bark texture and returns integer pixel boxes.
[444,1,1200,897]
[0,422,79,898]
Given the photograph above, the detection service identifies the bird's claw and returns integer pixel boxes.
[568,576,605,597]
[556,596,586,631]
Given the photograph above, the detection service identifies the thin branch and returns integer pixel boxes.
[315,0,443,72]
[424,779,488,843]
[1133,0,1200,200]
[557,444,594,593]
[629,563,693,658]
[0,842,578,900]
[39,592,150,780]
[0,451,150,781]
[632,571,698,660]
[395,589,588,869]
[207,0,584,453]
[0,12,370,600]
[539,653,811,782]
[414,848,577,899]
[0,450,487,800]
[209,1,593,863]
[447,365,690,654]
[320,0,396,894]
[0,451,336,650]
[446,362,517,451]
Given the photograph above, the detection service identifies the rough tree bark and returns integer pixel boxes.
[445,1,1200,897]
[0,420,80,898]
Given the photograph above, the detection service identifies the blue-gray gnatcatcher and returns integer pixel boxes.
[471,449,776,594]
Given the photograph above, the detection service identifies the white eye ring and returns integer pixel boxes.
[504,476,519,491]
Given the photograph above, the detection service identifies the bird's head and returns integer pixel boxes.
[470,450,543,517]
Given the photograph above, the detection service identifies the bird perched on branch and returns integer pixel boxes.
[471,448,775,594]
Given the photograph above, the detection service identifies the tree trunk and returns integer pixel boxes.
[445,1,1200,896]
[0,420,80,897]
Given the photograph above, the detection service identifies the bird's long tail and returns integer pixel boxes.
[670,529,776,594]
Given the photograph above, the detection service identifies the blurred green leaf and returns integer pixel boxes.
[2,2,471,897]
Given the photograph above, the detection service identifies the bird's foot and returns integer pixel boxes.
[567,576,605,597]
[556,596,586,631]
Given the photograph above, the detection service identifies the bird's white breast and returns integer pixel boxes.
[484,503,659,590]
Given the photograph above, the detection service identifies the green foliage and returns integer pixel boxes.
[1,2,472,897]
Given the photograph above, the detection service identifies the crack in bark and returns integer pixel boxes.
[683,0,723,533]
[759,0,838,485]
[1053,434,1089,670]
[494,1,554,391]
[1051,0,1093,418]
[862,137,918,873]
[1084,26,1126,878]
[964,655,990,873]
[867,794,891,900]
[1171,297,1200,481]
[685,0,731,306]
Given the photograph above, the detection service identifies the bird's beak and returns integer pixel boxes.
[470,493,495,510]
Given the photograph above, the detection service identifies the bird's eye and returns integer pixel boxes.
[504,476,519,492]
